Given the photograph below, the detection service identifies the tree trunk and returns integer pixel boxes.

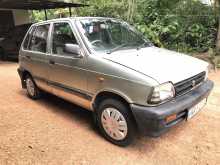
[127,0,136,23]
[215,0,220,50]
[216,18,220,51]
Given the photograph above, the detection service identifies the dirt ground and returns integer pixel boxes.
[0,61,219,165]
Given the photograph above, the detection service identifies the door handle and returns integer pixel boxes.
[49,60,55,65]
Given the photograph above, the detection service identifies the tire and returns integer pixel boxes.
[25,74,41,99]
[96,99,136,146]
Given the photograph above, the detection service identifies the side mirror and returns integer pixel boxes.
[64,44,82,58]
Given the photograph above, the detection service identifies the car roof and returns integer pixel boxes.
[32,17,121,26]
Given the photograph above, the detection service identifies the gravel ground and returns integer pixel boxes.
[0,61,219,165]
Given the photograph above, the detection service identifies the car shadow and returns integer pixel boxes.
[3,58,18,63]
[0,60,18,64]
[17,90,187,149]
[34,92,98,132]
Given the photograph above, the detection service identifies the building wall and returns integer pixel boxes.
[0,9,14,37]
[0,9,30,26]
[0,9,30,37]
[12,10,30,26]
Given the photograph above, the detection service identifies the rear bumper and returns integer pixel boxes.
[131,80,214,137]
[17,68,26,88]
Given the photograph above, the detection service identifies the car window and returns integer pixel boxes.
[52,22,78,56]
[28,24,50,53]
[109,23,122,45]
[78,19,151,53]
[23,26,35,50]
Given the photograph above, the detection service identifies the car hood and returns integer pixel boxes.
[103,47,208,84]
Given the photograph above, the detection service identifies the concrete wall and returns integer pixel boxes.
[12,10,30,26]
[0,9,30,26]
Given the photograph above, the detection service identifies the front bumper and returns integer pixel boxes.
[131,80,214,137]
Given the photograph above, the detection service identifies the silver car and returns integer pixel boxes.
[18,17,214,146]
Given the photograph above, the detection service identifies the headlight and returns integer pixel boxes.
[149,82,175,104]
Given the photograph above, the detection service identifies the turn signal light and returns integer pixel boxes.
[166,114,177,123]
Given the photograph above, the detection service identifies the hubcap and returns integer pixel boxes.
[26,78,35,96]
[101,107,128,141]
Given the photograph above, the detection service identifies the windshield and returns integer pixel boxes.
[77,18,152,53]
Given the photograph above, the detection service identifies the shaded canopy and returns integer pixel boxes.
[0,0,87,10]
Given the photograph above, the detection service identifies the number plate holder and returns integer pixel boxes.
[187,98,207,120]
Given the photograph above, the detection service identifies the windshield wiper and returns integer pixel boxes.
[107,43,130,54]
[107,41,152,54]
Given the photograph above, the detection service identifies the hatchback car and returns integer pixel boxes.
[0,23,32,60]
[18,17,214,146]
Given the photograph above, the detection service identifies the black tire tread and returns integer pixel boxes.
[25,74,41,99]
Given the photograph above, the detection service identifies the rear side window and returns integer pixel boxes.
[28,24,50,53]
[23,26,35,50]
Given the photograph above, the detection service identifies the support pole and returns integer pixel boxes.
[69,7,72,17]
[75,8,78,16]
[44,9,48,20]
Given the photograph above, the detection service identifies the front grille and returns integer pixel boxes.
[174,72,206,96]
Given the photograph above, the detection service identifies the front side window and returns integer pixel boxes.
[28,24,50,53]
[52,22,78,56]
[77,19,152,54]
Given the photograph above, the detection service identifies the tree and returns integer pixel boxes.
[214,0,220,50]
[31,0,217,54]
[127,0,136,22]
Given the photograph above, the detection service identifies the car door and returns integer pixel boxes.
[21,23,51,92]
[47,21,90,109]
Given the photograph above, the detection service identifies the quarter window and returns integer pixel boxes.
[52,22,78,55]
[28,24,50,53]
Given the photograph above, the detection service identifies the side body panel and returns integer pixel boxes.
[19,18,157,111]
[19,23,52,93]
[47,54,92,109]
[46,21,91,110]
[85,55,158,106]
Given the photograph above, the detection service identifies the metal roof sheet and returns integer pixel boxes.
[0,0,87,10]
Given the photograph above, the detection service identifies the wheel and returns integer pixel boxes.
[96,99,136,146]
[25,74,41,99]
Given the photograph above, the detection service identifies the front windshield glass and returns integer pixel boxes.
[77,18,152,53]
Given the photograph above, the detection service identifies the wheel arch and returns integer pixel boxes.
[92,89,138,140]
[92,89,133,112]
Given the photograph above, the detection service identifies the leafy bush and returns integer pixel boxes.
[31,0,218,54]
[133,0,217,53]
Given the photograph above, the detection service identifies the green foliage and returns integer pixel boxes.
[208,48,220,70]
[133,0,217,53]
[30,8,71,22]
[31,0,218,54]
